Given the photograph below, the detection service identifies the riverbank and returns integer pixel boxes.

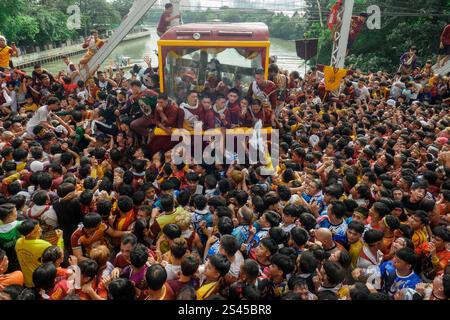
[12,29,152,70]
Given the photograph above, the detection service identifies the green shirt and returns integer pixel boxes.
[0,220,22,251]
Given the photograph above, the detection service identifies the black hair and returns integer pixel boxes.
[270,253,295,276]
[117,195,134,213]
[176,190,191,207]
[12,148,28,162]
[0,202,16,221]
[121,233,138,246]
[322,261,345,286]
[41,246,62,264]
[348,220,365,234]
[395,247,417,269]
[372,202,390,218]
[215,206,233,219]
[277,185,292,201]
[384,215,400,231]
[7,181,22,195]
[79,189,94,206]
[56,182,75,198]
[413,210,430,226]
[324,184,344,199]
[220,234,239,257]
[399,224,414,239]
[298,251,319,274]
[17,219,38,236]
[204,175,217,190]
[218,216,234,235]
[363,229,384,245]
[33,262,57,290]
[263,210,281,227]
[350,282,370,300]
[329,200,346,219]
[108,278,136,300]
[269,227,289,246]
[290,227,309,247]
[193,194,207,210]
[241,259,260,280]
[162,223,181,240]
[299,212,317,231]
[2,285,25,300]
[263,192,280,208]
[208,254,231,277]
[83,213,102,229]
[181,254,199,277]
[443,274,450,299]
[235,191,249,206]
[130,243,149,268]
[432,226,450,242]
[283,204,301,218]
[252,196,266,214]
[145,264,167,291]
[78,259,98,281]
[208,195,227,209]
[96,199,112,219]
[260,237,278,255]
[218,179,232,194]
[83,177,97,190]
[317,291,338,301]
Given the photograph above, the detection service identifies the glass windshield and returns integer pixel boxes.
[163,47,263,103]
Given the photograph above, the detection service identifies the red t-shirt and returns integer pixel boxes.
[63,82,78,94]
[76,279,108,300]
[48,280,71,300]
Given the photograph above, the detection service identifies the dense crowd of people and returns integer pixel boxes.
[0,26,449,301]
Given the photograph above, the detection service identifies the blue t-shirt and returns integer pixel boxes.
[232,225,251,246]
[380,260,421,296]
[191,210,213,245]
[317,216,348,238]
[248,228,269,253]
[205,239,220,260]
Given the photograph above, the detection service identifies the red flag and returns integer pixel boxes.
[327,0,343,30]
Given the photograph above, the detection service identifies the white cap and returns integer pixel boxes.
[30,161,44,173]
[386,99,396,106]
[55,125,68,135]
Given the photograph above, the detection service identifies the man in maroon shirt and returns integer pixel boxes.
[240,99,274,128]
[224,88,241,128]
[346,13,368,55]
[157,3,180,37]
[200,94,215,130]
[438,24,450,67]
[148,93,183,155]
[247,68,277,110]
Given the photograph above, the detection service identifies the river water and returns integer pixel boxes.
[34,28,304,76]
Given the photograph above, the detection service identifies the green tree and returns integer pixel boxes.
[2,15,39,43]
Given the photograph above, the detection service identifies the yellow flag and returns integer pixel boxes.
[324,65,348,91]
